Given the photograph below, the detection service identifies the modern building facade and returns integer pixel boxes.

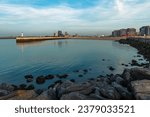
[140,26,150,36]
[58,31,64,37]
[112,28,136,37]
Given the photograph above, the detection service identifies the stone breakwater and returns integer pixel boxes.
[0,68,150,100]
[119,38,150,61]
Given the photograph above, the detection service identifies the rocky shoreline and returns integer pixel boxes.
[0,67,150,100]
[0,38,150,100]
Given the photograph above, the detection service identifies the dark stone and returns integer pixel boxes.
[19,84,27,90]
[25,75,33,79]
[26,84,35,90]
[55,80,62,84]
[0,83,15,92]
[112,82,133,100]
[26,78,33,83]
[11,85,18,90]
[73,70,79,73]
[83,69,88,73]
[131,59,140,66]
[61,92,88,100]
[36,76,45,84]
[0,89,9,97]
[78,75,83,77]
[48,84,55,89]
[70,79,75,82]
[36,89,44,95]
[102,59,105,61]
[45,74,54,80]
[108,66,115,71]
[57,74,69,79]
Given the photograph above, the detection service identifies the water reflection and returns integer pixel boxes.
[16,40,69,51]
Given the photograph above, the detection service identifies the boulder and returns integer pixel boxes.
[36,76,45,84]
[25,75,33,82]
[0,83,14,92]
[131,80,150,100]
[122,69,132,83]
[112,82,133,100]
[60,92,88,100]
[35,88,57,100]
[45,74,54,80]
[130,68,150,81]
[99,85,121,100]
[0,89,9,97]
[7,90,37,100]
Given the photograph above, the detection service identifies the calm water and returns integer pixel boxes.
[0,39,147,89]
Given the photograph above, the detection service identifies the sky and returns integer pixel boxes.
[0,0,150,36]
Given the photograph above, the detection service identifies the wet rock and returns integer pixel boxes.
[130,68,150,81]
[48,84,55,89]
[0,89,9,97]
[83,69,88,73]
[89,94,107,100]
[99,85,121,100]
[7,90,37,100]
[36,89,44,95]
[11,85,18,90]
[131,80,150,100]
[70,79,75,82]
[112,82,133,100]
[25,75,33,82]
[122,69,132,83]
[35,88,57,100]
[73,70,79,73]
[102,59,105,61]
[45,74,54,80]
[36,76,45,84]
[54,80,62,84]
[78,75,83,77]
[25,75,33,79]
[0,83,14,92]
[108,66,115,71]
[61,92,88,100]
[131,59,140,66]
[26,84,35,90]
[19,84,27,90]
[111,75,125,85]
[57,74,69,79]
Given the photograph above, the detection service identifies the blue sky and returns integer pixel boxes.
[0,0,150,36]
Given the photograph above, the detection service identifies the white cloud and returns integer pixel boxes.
[0,0,150,35]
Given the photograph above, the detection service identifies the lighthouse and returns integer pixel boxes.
[21,32,24,37]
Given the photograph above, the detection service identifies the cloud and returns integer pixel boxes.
[0,0,150,35]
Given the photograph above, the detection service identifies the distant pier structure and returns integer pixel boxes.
[21,32,24,37]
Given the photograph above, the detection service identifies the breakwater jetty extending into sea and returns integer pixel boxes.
[16,35,150,42]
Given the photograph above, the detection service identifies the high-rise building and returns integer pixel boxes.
[127,28,136,36]
[112,28,137,37]
[120,29,127,36]
[112,30,120,37]
[58,31,64,37]
[140,26,150,36]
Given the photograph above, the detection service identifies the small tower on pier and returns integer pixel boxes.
[21,32,24,37]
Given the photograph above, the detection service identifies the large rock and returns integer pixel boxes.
[130,68,150,81]
[57,82,92,97]
[131,80,150,100]
[0,83,14,92]
[60,92,88,100]
[99,85,121,100]
[122,69,132,83]
[112,82,133,100]
[0,89,9,97]
[35,88,57,100]
[0,90,37,100]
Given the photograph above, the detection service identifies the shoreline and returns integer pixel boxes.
[0,38,150,100]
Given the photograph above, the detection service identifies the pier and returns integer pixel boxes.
[16,36,68,42]
[16,36,127,42]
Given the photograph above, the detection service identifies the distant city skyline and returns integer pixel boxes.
[0,0,150,36]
